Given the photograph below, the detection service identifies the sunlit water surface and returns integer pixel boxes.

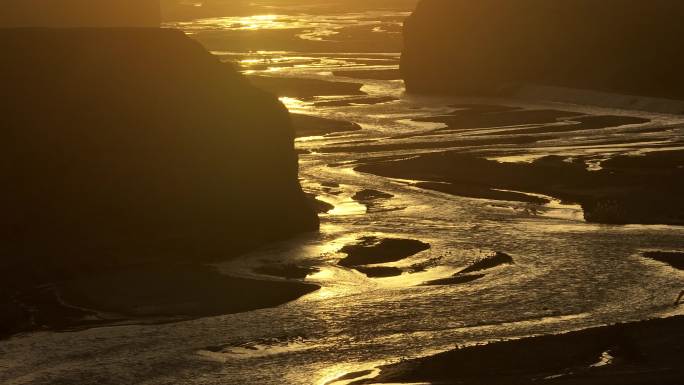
[2,9,684,385]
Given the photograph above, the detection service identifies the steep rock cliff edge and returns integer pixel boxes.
[402,0,684,99]
[2,28,318,279]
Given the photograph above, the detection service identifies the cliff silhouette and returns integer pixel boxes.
[2,29,318,277]
[402,0,684,99]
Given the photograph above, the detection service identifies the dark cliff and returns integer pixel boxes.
[402,0,684,99]
[2,29,318,279]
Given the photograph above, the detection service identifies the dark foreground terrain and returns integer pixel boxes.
[0,264,318,339]
[356,316,684,385]
[1,28,318,338]
[350,248,684,384]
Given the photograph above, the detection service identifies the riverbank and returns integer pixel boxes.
[355,149,684,225]
[2,27,319,340]
[1,264,318,339]
[356,315,684,385]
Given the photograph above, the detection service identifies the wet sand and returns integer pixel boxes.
[292,113,362,137]
[60,264,319,317]
[413,108,581,130]
[643,251,684,270]
[320,134,545,153]
[333,69,402,80]
[355,150,684,225]
[1,264,318,338]
[395,107,648,139]
[354,266,403,278]
[458,252,514,274]
[249,75,365,99]
[355,316,684,385]
[352,189,394,202]
[421,252,513,286]
[415,182,549,205]
[253,264,320,280]
[250,75,398,108]
[481,115,650,136]
[338,237,430,267]
[422,273,485,286]
[313,96,398,107]
[336,237,430,278]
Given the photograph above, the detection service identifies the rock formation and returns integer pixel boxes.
[2,28,318,278]
[402,0,684,99]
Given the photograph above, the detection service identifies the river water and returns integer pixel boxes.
[2,6,684,385]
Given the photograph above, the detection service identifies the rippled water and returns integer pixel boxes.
[170,11,407,41]
[2,8,684,385]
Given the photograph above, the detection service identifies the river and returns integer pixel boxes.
[1,5,684,385]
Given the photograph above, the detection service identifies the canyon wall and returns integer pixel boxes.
[2,28,318,278]
[402,0,684,99]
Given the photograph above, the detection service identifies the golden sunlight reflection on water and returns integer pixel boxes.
[168,11,410,42]
[314,365,380,385]
[5,10,684,385]
[279,96,310,113]
[200,14,286,31]
[326,200,367,216]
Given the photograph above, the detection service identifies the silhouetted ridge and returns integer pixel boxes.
[402,0,684,99]
[2,28,318,276]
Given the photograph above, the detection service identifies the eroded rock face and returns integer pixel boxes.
[2,28,318,275]
[402,0,684,99]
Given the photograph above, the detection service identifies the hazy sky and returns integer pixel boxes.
[1,0,160,27]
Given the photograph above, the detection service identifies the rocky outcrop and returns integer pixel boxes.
[2,28,318,279]
[402,0,684,99]
[1,0,160,27]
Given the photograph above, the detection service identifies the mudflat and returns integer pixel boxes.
[1,264,318,338]
[354,316,684,385]
[356,150,684,225]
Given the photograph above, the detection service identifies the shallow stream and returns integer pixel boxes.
[2,6,683,385]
